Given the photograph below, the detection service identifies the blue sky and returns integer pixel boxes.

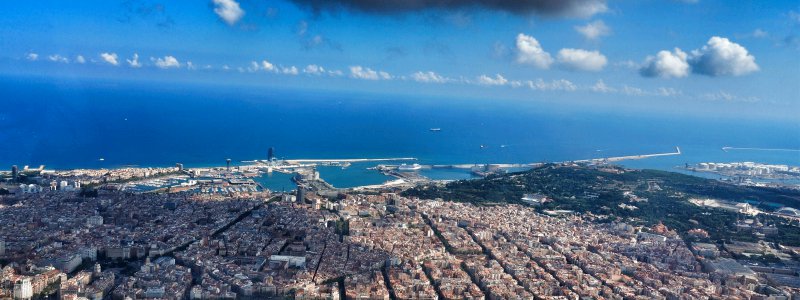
[1,0,798,119]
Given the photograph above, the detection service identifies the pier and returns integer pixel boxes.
[575,146,682,163]
[283,157,416,163]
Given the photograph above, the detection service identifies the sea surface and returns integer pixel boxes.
[1,76,799,189]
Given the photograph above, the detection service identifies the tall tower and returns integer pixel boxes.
[226,159,232,172]
[296,187,305,204]
[268,147,275,161]
[11,165,18,183]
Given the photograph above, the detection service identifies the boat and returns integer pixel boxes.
[429,128,441,132]
[397,163,422,171]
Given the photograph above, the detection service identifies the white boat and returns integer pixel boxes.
[397,163,422,171]
[429,128,441,132]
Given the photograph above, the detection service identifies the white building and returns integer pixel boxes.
[269,255,306,269]
[81,247,98,261]
[19,184,42,194]
[13,278,33,300]
[57,254,83,273]
[86,215,104,227]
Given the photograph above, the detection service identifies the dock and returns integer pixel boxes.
[575,146,682,163]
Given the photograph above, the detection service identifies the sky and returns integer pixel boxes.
[0,0,798,119]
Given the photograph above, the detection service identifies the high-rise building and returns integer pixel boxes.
[0,239,5,256]
[226,159,232,172]
[296,187,305,204]
[176,163,184,171]
[13,278,33,300]
[268,147,275,161]
[11,165,18,183]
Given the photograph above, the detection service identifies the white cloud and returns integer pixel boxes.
[568,0,608,18]
[281,66,299,75]
[590,80,615,93]
[26,53,38,61]
[350,66,391,80]
[620,85,646,96]
[75,55,86,64]
[574,20,610,40]
[186,61,196,70]
[752,29,768,38]
[153,55,180,69]
[525,79,577,91]
[411,71,449,83]
[304,64,325,75]
[701,90,760,103]
[47,54,69,63]
[655,87,681,97]
[328,70,344,77]
[515,33,553,69]
[247,61,261,72]
[587,80,681,97]
[556,48,607,71]
[689,36,758,76]
[639,48,690,78]
[127,53,142,68]
[261,60,275,72]
[213,0,245,25]
[100,52,119,65]
[615,60,639,69]
[477,74,508,86]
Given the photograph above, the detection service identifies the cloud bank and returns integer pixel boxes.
[350,66,391,80]
[640,36,758,78]
[412,71,449,83]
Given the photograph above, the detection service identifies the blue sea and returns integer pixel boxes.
[1,76,798,189]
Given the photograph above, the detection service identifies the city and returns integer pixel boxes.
[1,158,799,299]
[2,0,799,299]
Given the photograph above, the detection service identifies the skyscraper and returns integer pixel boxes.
[268,147,275,161]
[296,187,305,204]
[11,165,18,183]
[226,159,232,172]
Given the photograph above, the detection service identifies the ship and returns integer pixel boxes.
[429,128,441,132]
[397,163,422,171]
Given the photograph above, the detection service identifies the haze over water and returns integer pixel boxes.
[2,77,798,187]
